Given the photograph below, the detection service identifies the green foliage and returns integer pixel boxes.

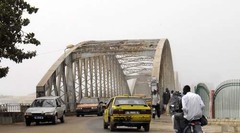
[0,0,40,78]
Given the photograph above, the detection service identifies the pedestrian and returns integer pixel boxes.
[152,90,161,119]
[173,85,205,133]
[170,90,174,97]
[169,91,182,116]
[168,91,183,131]
[163,88,171,114]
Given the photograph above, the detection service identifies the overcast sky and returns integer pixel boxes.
[1,0,240,96]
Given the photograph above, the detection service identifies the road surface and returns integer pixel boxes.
[0,115,160,133]
[0,114,221,133]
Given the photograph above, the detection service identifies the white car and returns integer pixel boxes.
[24,96,66,126]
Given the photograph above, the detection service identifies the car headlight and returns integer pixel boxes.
[25,112,32,116]
[91,107,97,109]
[45,112,54,115]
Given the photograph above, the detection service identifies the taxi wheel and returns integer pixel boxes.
[110,122,115,131]
[143,123,150,132]
[103,121,108,129]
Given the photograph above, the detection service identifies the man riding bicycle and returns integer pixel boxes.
[173,85,205,133]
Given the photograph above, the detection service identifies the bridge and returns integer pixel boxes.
[36,39,176,112]
[196,79,240,119]
[35,38,240,120]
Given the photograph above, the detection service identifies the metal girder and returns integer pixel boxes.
[124,68,152,75]
[36,39,175,112]
[117,56,153,63]
[121,62,153,70]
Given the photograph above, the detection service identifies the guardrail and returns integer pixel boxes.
[0,103,30,113]
[0,104,7,112]
[0,103,31,124]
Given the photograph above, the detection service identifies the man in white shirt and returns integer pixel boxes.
[173,85,205,133]
[182,85,205,121]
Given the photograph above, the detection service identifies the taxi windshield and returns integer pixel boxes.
[114,97,146,105]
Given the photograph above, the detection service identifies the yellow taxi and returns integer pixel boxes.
[103,95,151,132]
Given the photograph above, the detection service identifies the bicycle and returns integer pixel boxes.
[183,120,203,133]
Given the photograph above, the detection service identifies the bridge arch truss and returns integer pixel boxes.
[36,39,175,112]
[195,83,210,117]
[214,79,240,119]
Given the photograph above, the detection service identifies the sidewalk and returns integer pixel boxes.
[150,114,222,133]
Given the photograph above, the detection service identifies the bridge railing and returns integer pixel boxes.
[0,103,31,124]
[0,103,31,113]
[214,79,240,119]
[196,80,240,119]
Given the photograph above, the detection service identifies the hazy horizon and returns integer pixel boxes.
[1,0,240,96]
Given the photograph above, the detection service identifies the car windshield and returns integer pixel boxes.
[31,99,56,107]
[114,97,146,105]
[80,98,98,104]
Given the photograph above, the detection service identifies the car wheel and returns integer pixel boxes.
[81,114,84,117]
[76,114,80,117]
[36,121,40,125]
[97,112,103,116]
[60,113,65,123]
[25,120,31,126]
[137,125,141,130]
[52,114,58,125]
[103,120,108,129]
[143,123,150,132]
[110,122,115,131]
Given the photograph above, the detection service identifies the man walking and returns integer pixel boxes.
[152,90,161,119]
[163,88,171,114]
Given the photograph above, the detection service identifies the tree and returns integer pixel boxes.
[0,0,40,78]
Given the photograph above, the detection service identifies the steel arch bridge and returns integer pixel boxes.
[214,79,240,119]
[36,39,175,112]
[195,83,210,117]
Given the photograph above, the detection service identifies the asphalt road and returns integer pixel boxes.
[0,114,222,133]
[0,115,160,133]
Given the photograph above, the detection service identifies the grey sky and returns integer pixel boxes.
[1,0,240,96]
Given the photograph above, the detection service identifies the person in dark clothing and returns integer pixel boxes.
[170,90,174,97]
[163,88,171,113]
[169,91,182,116]
[171,91,185,133]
